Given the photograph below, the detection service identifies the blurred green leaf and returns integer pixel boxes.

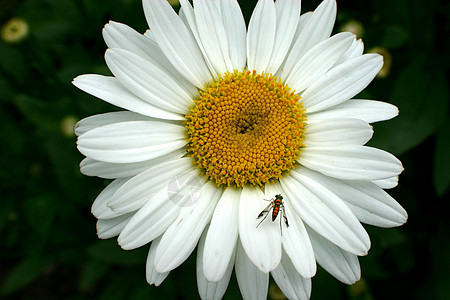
[0,255,50,295]
[0,76,14,101]
[433,118,450,196]
[23,195,57,237]
[380,25,409,49]
[359,253,390,280]
[0,107,26,157]
[347,279,374,300]
[0,43,28,85]
[128,284,155,300]
[14,95,60,131]
[376,228,407,248]
[98,273,132,300]
[87,239,147,266]
[419,228,450,300]
[79,259,109,292]
[312,267,345,300]
[373,61,448,155]
[42,131,88,203]
[360,227,403,280]
[387,241,415,273]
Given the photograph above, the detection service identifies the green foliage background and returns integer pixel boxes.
[0,0,449,299]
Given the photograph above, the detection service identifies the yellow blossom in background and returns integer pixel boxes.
[269,282,287,300]
[61,115,78,138]
[1,18,29,43]
[167,0,179,6]
[340,20,364,38]
[369,47,393,78]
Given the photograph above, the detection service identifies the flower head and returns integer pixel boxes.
[74,0,407,299]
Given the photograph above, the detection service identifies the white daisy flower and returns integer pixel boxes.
[73,0,407,299]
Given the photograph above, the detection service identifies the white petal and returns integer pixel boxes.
[197,227,235,300]
[203,188,239,281]
[263,182,316,278]
[281,172,370,256]
[96,212,134,239]
[143,29,154,41]
[271,253,312,300]
[118,170,202,250]
[178,0,218,76]
[239,186,281,273]
[282,0,336,78]
[77,120,186,164]
[291,12,312,49]
[281,204,317,278]
[105,48,192,113]
[235,241,269,300]
[103,21,155,60]
[373,176,399,189]
[143,0,212,87]
[334,38,364,66]
[146,237,170,286]
[193,0,233,74]
[265,0,301,74]
[297,167,407,227]
[302,54,383,113]
[304,118,373,147]
[300,145,404,181]
[307,99,399,123]
[247,0,276,73]
[220,0,247,69]
[80,149,185,179]
[103,21,197,96]
[154,182,221,273]
[276,12,313,76]
[108,158,194,214]
[117,188,179,249]
[75,111,151,137]
[72,75,184,120]
[284,32,354,92]
[343,185,407,227]
[91,178,130,219]
[308,228,361,284]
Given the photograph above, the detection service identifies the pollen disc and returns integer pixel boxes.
[185,70,307,187]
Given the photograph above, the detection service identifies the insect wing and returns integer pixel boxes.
[257,202,273,219]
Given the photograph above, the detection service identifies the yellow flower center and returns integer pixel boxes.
[185,70,307,187]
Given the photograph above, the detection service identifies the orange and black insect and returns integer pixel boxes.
[256,194,289,234]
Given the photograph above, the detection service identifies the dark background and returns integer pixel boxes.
[1,0,449,299]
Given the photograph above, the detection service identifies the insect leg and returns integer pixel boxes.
[281,204,289,228]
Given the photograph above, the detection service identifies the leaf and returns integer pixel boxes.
[0,256,50,295]
[128,284,155,300]
[347,279,375,300]
[425,230,450,300]
[14,95,60,131]
[433,118,450,196]
[79,259,109,292]
[0,44,28,84]
[87,239,147,266]
[98,275,131,300]
[23,195,57,237]
[380,25,409,49]
[372,61,449,155]
[42,132,86,203]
